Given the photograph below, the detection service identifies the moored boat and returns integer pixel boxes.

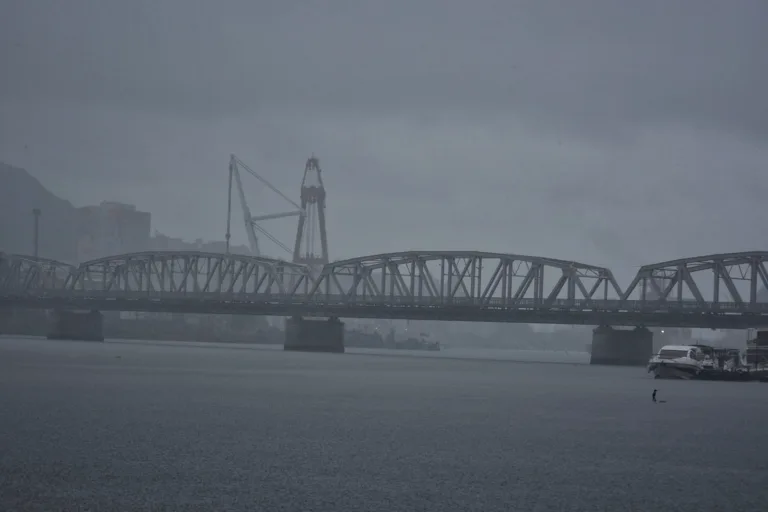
[647,345,705,379]
[647,343,763,381]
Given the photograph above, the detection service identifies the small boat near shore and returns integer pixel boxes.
[647,345,708,379]
[648,343,767,381]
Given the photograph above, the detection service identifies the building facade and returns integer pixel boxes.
[76,202,151,262]
[148,233,250,256]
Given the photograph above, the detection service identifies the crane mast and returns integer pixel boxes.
[225,154,303,257]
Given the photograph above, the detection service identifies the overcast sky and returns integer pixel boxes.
[1,0,766,282]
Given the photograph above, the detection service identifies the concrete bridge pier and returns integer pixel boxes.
[47,310,105,342]
[0,308,10,335]
[590,325,652,366]
[284,316,345,353]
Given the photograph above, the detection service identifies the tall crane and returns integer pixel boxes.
[225,154,303,257]
[292,155,329,269]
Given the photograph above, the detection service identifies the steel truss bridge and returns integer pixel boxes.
[2,250,768,329]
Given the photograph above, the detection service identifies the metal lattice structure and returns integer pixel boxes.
[305,251,623,306]
[622,252,768,309]
[63,251,313,297]
[226,155,304,257]
[0,253,75,294]
[3,249,768,327]
[293,156,329,268]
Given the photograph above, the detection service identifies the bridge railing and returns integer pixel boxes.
[4,289,768,314]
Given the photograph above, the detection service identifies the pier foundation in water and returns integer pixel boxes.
[590,325,652,366]
[284,316,345,353]
[47,310,105,342]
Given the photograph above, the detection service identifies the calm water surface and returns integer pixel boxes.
[1,336,766,511]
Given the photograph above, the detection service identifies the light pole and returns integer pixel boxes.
[32,208,41,258]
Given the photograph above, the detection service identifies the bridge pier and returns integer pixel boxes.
[284,316,345,353]
[47,310,104,342]
[0,308,10,335]
[590,325,652,366]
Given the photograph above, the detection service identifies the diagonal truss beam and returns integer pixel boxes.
[4,249,767,316]
[0,253,74,294]
[63,251,311,298]
[305,251,623,307]
[621,251,768,311]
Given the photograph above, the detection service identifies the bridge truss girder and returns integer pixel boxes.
[64,251,313,297]
[0,253,75,294]
[305,251,623,307]
[622,251,768,309]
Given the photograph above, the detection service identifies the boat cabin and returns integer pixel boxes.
[656,345,703,361]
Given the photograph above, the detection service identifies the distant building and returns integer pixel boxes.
[76,202,151,262]
[147,233,190,252]
[148,232,250,256]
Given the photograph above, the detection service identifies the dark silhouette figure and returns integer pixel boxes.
[652,389,657,402]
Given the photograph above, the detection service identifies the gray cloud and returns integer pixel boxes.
[3,0,766,136]
[1,0,767,281]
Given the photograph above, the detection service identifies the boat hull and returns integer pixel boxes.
[648,364,765,381]
[649,362,701,380]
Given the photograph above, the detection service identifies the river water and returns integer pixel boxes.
[1,336,766,511]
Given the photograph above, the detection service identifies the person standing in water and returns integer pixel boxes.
[652,389,657,402]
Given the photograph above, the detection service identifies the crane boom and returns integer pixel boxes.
[251,211,303,222]
[230,156,261,255]
[225,154,304,258]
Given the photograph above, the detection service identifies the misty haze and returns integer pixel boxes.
[2,1,768,511]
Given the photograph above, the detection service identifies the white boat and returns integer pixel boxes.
[647,345,704,379]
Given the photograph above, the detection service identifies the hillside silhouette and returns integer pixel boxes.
[0,162,78,262]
